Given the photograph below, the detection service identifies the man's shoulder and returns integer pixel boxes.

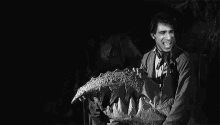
[173,46,190,63]
[141,46,190,63]
[142,48,155,60]
[173,46,193,72]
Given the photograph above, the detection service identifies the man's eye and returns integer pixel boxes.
[159,31,166,34]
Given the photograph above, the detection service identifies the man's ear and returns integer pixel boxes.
[150,33,155,39]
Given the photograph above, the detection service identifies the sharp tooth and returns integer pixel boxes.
[117,98,122,112]
[164,43,170,48]
[112,103,118,118]
[128,97,136,116]
[136,97,143,116]
[117,98,127,114]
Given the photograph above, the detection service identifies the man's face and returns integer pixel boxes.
[151,22,176,52]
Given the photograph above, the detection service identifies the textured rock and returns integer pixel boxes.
[166,0,219,55]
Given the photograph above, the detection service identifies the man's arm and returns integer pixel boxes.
[162,55,196,125]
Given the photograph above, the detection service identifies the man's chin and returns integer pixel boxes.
[156,44,174,52]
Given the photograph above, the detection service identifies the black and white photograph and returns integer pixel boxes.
[42,0,219,125]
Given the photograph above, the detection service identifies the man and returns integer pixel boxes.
[85,11,196,125]
[134,11,196,125]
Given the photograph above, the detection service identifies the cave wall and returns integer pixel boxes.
[43,0,219,124]
[162,1,219,124]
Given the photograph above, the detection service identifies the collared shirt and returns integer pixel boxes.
[155,55,168,89]
[155,55,168,78]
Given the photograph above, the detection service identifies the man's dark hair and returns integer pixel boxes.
[149,11,177,34]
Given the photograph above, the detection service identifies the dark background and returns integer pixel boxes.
[41,1,219,124]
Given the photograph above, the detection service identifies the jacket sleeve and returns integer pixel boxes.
[162,55,196,125]
[139,52,149,69]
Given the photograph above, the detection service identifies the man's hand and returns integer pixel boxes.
[132,67,142,78]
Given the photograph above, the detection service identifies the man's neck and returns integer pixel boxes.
[155,46,170,59]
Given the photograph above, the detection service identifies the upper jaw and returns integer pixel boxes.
[163,40,172,44]
[163,42,172,48]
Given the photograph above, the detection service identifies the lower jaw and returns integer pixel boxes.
[164,46,171,49]
[104,97,168,124]
[163,44,172,49]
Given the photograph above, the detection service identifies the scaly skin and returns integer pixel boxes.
[71,68,172,125]
[71,68,144,104]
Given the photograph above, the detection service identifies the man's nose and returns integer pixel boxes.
[165,33,171,40]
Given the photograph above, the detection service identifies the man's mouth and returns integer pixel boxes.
[163,42,171,48]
